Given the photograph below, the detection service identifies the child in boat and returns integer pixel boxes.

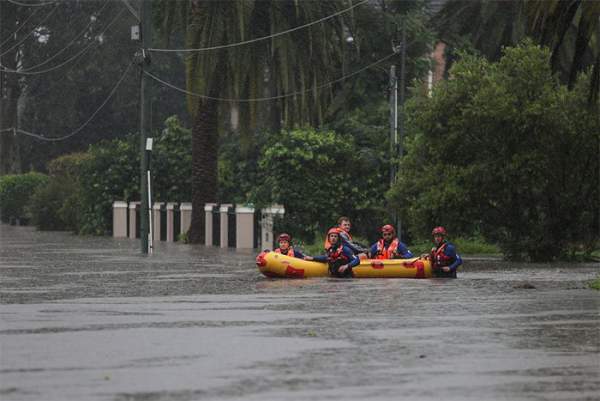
[427,226,462,278]
[369,224,414,259]
[274,233,305,259]
[306,228,360,277]
[324,216,369,257]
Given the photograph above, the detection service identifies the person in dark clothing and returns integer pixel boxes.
[369,224,414,259]
[306,228,360,277]
[428,226,462,278]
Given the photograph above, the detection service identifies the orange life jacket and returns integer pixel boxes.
[275,247,297,258]
[375,238,400,259]
[327,244,349,264]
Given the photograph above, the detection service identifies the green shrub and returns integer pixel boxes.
[29,153,89,231]
[0,172,48,224]
[30,178,75,230]
[75,116,191,235]
[78,135,139,235]
[252,127,388,242]
[390,41,599,261]
[409,237,500,256]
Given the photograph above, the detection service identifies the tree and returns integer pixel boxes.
[526,0,600,100]
[0,0,188,173]
[434,0,600,103]
[158,0,351,243]
[390,41,599,261]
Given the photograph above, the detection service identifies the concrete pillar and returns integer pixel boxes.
[112,201,128,238]
[180,202,192,236]
[204,203,217,246]
[152,203,163,242]
[128,201,140,239]
[166,202,176,242]
[235,204,255,249]
[219,204,233,248]
[260,204,285,250]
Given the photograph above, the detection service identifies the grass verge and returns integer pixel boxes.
[589,276,600,290]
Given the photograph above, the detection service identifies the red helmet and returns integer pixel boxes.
[277,233,291,243]
[327,227,341,237]
[381,224,395,235]
[432,226,447,236]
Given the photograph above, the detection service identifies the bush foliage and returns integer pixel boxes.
[0,172,48,224]
[30,153,90,231]
[251,127,388,242]
[389,41,599,261]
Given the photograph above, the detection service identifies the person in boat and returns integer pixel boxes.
[427,226,462,278]
[324,216,368,257]
[368,224,414,259]
[273,233,305,259]
[306,227,360,278]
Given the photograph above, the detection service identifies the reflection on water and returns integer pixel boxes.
[0,225,599,401]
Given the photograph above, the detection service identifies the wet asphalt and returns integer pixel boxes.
[0,224,599,401]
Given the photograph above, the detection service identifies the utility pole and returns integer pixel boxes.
[389,64,397,190]
[397,19,406,240]
[389,19,406,241]
[138,0,152,254]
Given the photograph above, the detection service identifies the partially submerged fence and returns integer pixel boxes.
[113,201,284,250]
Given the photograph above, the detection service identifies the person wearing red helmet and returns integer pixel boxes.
[428,226,462,278]
[305,227,360,277]
[368,224,414,259]
[274,233,305,259]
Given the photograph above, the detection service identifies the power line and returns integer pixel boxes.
[145,52,397,102]
[0,7,42,48]
[120,0,139,21]
[148,0,369,53]
[9,2,111,73]
[0,8,126,75]
[6,0,56,7]
[9,61,134,142]
[0,4,58,56]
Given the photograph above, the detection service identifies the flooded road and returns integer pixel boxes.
[1,225,598,401]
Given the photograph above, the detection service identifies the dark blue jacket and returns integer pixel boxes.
[339,231,369,254]
[313,245,360,268]
[432,241,462,277]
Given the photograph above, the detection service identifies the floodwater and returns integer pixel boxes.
[0,225,598,401]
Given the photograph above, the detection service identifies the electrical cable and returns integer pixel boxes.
[0,8,126,75]
[6,0,56,7]
[120,0,139,21]
[148,0,368,53]
[145,52,397,102]
[10,61,134,141]
[11,1,111,73]
[0,7,42,48]
[0,4,58,56]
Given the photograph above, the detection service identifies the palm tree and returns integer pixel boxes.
[157,0,350,243]
[434,0,527,61]
[526,0,600,101]
[434,0,599,102]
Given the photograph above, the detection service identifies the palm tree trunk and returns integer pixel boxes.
[188,95,219,244]
[188,51,227,243]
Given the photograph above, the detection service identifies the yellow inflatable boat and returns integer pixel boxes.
[256,251,432,279]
